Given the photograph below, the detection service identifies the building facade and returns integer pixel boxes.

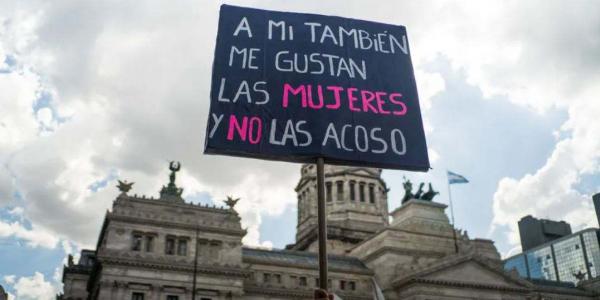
[518,215,572,252]
[505,228,600,284]
[61,164,600,300]
[593,193,600,228]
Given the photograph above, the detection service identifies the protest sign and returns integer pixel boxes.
[205,5,429,171]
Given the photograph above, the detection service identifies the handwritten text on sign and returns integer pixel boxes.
[204,5,430,171]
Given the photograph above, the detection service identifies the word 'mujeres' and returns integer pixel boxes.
[282,83,407,116]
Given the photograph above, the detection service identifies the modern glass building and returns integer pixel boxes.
[504,228,600,283]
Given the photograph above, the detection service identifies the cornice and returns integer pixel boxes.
[244,285,372,300]
[359,246,446,263]
[397,277,531,293]
[295,169,387,191]
[116,195,234,215]
[107,213,246,237]
[98,254,248,278]
[242,255,373,275]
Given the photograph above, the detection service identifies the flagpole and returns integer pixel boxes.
[447,176,459,254]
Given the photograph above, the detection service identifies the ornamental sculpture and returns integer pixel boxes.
[401,179,439,204]
[160,161,184,198]
[116,180,134,194]
[224,196,240,210]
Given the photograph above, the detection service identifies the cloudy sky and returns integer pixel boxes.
[1,0,599,298]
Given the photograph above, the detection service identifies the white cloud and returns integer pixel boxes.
[0,220,59,248]
[5,272,58,300]
[206,169,296,246]
[415,70,445,111]
[482,1,600,249]
[0,69,40,152]
[427,148,440,164]
[7,207,23,217]
[3,275,15,285]
[492,96,600,248]
[0,1,302,250]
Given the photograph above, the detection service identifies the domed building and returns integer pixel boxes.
[289,164,389,254]
[60,163,600,300]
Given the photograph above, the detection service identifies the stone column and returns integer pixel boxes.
[115,282,126,300]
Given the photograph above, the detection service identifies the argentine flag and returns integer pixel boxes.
[447,171,469,184]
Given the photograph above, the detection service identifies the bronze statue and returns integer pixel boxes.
[160,161,184,198]
[401,179,439,204]
[169,161,181,185]
[413,183,425,199]
[117,180,134,194]
[224,196,240,209]
[401,179,414,204]
[421,183,439,201]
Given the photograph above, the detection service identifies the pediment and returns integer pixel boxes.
[347,168,377,177]
[332,167,382,179]
[423,260,528,288]
[394,255,532,291]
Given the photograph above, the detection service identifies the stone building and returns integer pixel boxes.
[60,164,600,299]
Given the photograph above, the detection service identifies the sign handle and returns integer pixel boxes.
[316,157,329,292]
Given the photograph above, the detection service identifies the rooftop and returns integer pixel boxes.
[242,247,371,274]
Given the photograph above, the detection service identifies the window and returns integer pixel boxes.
[263,273,271,283]
[336,181,344,201]
[349,281,356,291]
[359,183,365,202]
[326,182,332,202]
[274,274,281,284]
[132,234,142,251]
[369,185,375,203]
[177,239,187,256]
[132,292,144,300]
[349,181,356,201]
[166,296,178,300]
[209,241,221,259]
[144,236,153,252]
[165,237,176,255]
[340,280,346,290]
[299,276,307,286]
